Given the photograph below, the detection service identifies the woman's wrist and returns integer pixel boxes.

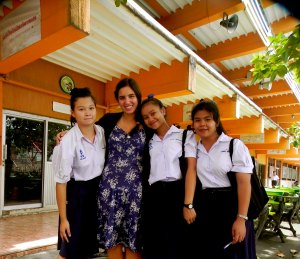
[237,214,248,220]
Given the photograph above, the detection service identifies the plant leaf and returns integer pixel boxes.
[250,25,300,85]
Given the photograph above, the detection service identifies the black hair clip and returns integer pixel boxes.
[148,93,154,99]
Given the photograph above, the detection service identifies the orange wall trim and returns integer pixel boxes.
[8,59,106,106]
[3,58,106,121]
[4,79,106,110]
[105,59,190,107]
[0,26,87,74]
[3,79,106,121]
[0,81,2,164]
[0,0,89,74]
[223,116,264,135]
[246,137,290,150]
[166,104,184,126]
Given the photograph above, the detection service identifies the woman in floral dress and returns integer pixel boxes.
[96,77,151,259]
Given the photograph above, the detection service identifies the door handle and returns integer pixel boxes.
[3,144,7,161]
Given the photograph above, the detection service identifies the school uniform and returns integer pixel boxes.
[192,133,256,259]
[142,125,197,259]
[53,124,106,259]
[271,174,279,187]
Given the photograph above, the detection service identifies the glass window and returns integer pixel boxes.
[5,116,44,205]
[47,122,71,161]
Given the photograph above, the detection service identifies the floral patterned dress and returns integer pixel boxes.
[97,125,146,252]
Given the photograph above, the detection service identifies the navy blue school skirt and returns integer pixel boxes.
[58,177,100,259]
[190,187,256,259]
[142,180,185,259]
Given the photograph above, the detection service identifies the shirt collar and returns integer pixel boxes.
[152,125,181,141]
[169,125,182,134]
[217,132,232,143]
[74,123,99,142]
[199,132,231,148]
[74,124,84,141]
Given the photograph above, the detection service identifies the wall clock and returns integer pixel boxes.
[60,75,75,94]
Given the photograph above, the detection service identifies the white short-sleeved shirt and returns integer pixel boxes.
[53,124,106,183]
[148,125,197,185]
[196,133,253,188]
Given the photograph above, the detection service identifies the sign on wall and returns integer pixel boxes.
[183,104,193,122]
[0,0,41,60]
[267,150,286,154]
[240,133,264,143]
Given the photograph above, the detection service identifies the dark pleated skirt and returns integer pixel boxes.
[142,180,185,259]
[188,187,256,259]
[58,177,100,259]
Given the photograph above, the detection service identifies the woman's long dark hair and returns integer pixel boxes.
[191,99,226,135]
[114,77,142,123]
[70,87,96,126]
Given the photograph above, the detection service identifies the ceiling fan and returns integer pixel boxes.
[220,12,239,33]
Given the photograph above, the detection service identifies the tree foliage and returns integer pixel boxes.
[250,25,300,148]
[114,0,127,7]
[287,122,300,148]
[250,25,300,85]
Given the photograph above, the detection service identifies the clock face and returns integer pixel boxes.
[60,75,75,94]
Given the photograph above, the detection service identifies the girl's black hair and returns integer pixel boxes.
[70,87,96,126]
[140,95,166,132]
[114,77,142,122]
[140,94,164,110]
[191,99,226,135]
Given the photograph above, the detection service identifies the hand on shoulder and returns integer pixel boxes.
[56,130,68,145]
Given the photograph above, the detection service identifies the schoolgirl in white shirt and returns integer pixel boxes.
[190,99,256,259]
[140,96,197,259]
[52,87,105,259]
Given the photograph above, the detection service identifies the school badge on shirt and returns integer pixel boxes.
[79,149,86,160]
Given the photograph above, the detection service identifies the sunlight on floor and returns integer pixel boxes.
[11,237,57,251]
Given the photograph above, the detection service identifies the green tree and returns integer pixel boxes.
[250,25,300,85]
[287,122,300,148]
[114,0,127,7]
[250,25,300,147]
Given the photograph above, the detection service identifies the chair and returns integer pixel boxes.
[254,204,269,240]
[279,195,300,237]
[297,207,300,223]
[263,196,286,242]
